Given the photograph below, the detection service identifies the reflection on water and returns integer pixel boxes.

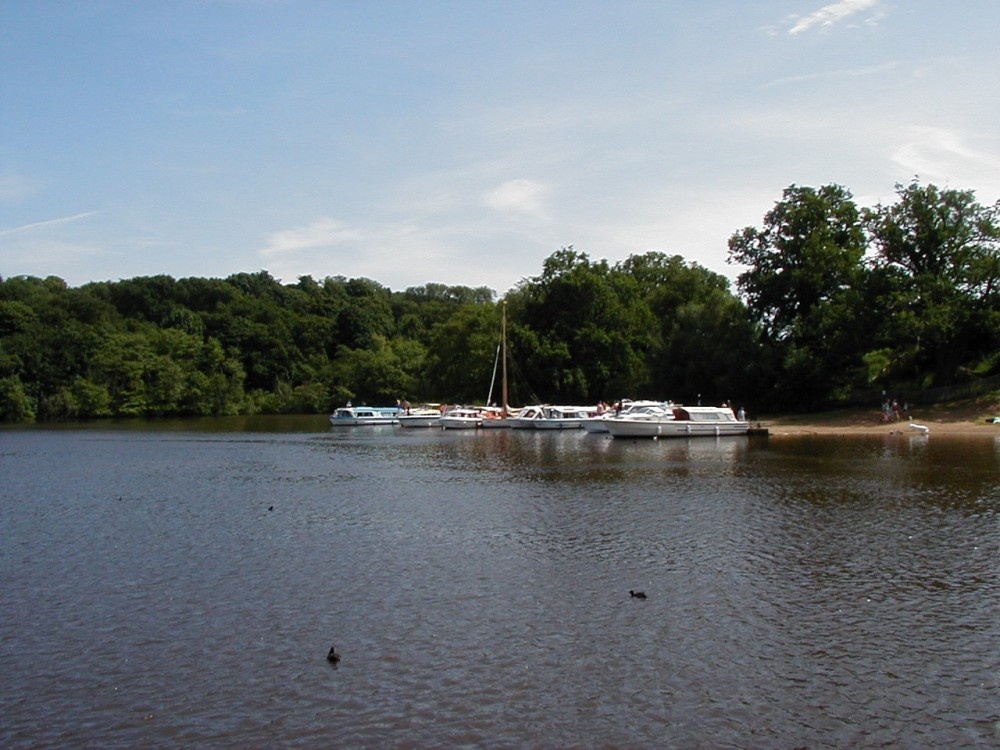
[1,425,998,748]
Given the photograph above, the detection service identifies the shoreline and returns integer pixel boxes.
[756,394,1000,437]
[759,410,1000,438]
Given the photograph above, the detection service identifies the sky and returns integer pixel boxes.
[2,1,999,297]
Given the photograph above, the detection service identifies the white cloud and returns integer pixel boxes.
[483,179,551,218]
[258,218,364,257]
[788,0,881,35]
[0,211,100,236]
[891,126,1000,196]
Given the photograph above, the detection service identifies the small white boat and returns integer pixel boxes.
[533,405,596,430]
[582,400,672,433]
[329,406,400,426]
[397,408,444,428]
[439,407,485,430]
[510,404,595,430]
[509,404,545,429]
[605,405,748,438]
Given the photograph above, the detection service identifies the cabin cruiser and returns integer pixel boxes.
[439,406,487,429]
[509,404,595,430]
[396,406,444,428]
[329,406,400,426]
[582,400,673,433]
[533,405,597,429]
[604,405,748,438]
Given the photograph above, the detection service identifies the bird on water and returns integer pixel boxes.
[629,590,647,599]
[327,646,340,663]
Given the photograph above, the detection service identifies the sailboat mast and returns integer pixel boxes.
[501,300,509,417]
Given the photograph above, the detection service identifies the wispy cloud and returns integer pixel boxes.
[762,60,898,89]
[483,179,551,218]
[0,211,101,237]
[891,126,1000,193]
[258,217,501,288]
[788,0,881,35]
[259,218,364,257]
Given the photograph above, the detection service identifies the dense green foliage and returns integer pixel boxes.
[728,180,1000,407]
[2,180,998,422]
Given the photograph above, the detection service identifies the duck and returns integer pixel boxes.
[326,646,341,663]
[629,590,647,599]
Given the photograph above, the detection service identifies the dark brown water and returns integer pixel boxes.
[2,423,998,748]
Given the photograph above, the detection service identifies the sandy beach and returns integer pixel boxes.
[759,397,1000,437]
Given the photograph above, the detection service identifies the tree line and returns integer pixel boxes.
[1,180,998,422]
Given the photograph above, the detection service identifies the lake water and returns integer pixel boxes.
[2,419,998,748]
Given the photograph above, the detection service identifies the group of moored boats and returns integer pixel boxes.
[329,400,750,438]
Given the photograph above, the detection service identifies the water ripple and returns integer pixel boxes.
[1,429,997,748]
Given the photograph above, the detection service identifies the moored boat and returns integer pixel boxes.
[510,404,595,429]
[396,406,444,428]
[439,406,486,429]
[604,405,748,438]
[329,405,400,426]
[533,405,596,430]
[509,404,544,429]
[479,406,516,428]
[582,400,672,433]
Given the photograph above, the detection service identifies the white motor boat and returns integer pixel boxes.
[510,405,595,429]
[604,405,748,438]
[533,405,596,430]
[582,400,672,433]
[396,407,444,428]
[509,404,544,429]
[329,406,400,426]
[439,407,486,429]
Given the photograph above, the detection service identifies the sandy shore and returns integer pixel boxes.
[758,400,1000,437]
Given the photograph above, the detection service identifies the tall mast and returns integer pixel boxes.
[501,300,509,416]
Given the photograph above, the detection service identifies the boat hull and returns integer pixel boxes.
[605,420,749,438]
[533,419,586,430]
[397,415,442,428]
[329,416,399,426]
[581,417,612,433]
[439,416,481,429]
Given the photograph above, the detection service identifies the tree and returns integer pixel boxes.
[866,180,1000,384]
[423,304,498,403]
[617,252,758,406]
[727,184,868,408]
[334,278,396,351]
[510,247,654,402]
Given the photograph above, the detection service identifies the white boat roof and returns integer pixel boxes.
[673,405,739,421]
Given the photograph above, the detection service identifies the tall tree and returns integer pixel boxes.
[617,252,758,406]
[866,180,1000,384]
[727,184,868,408]
[510,247,654,402]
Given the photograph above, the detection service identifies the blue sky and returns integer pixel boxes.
[2,1,998,296]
